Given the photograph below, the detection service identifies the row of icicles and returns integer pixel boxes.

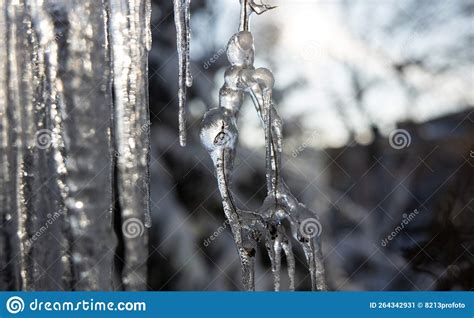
[172,0,327,291]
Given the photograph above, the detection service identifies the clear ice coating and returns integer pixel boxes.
[0,0,151,290]
[200,0,327,291]
[173,0,193,146]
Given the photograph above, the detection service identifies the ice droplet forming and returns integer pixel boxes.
[173,0,193,146]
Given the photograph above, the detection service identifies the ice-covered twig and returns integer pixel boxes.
[200,108,259,290]
[240,0,277,31]
[198,0,327,291]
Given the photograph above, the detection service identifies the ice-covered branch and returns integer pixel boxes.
[195,1,328,291]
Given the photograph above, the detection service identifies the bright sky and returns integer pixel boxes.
[191,0,473,148]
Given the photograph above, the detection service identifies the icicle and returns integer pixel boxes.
[184,0,192,87]
[294,206,328,291]
[0,0,77,290]
[280,230,296,291]
[3,0,28,290]
[301,238,327,291]
[314,240,328,291]
[144,0,152,52]
[109,0,151,290]
[0,0,11,289]
[53,0,128,290]
[265,224,279,291]
[201,108,267,291]
[302,241,317,291]
[173,0,192,146]
[240,236,257,291]
[0,0,152,291]
[270,224,283,291]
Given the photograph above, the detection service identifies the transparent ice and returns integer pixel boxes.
[199,0,327,291]
[0,0,151,290]
[173,0,193,146]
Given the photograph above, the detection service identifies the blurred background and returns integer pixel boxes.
[147,0,473,290]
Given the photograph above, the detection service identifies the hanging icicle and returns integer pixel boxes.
[108,0,152,290]
[173,0,193,146]
[199,0,328,291]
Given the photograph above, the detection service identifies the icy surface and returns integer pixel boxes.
[0,0,151,290]
[199,1,327,291]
